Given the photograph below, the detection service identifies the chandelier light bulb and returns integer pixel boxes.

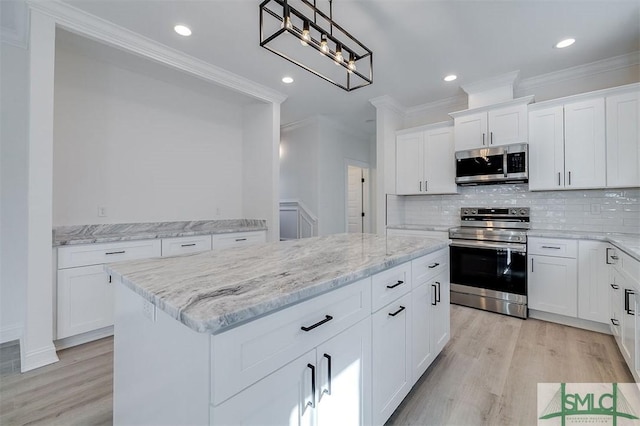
[319,34,329,54]
[300,21,310,46]
[347,54,356,73]
[334,44,343,65]
[281,15,293,30]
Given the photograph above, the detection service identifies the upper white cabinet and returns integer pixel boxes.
[606,90,640,188]
[529,98,606,190]
[450,97,533,151]
[395,123,457,195]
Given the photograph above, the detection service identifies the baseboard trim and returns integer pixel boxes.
[54,325,113,350]
[0,324,23,344]
[21,342,59,372]
[529,310,611,335]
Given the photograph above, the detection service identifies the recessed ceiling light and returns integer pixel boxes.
[444,74,457,82]
[174,25,192,37]
[555,38,575,49]
[282,76,294,84]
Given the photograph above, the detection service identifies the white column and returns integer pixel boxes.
[22,8,59,372]
[369,96,405,235]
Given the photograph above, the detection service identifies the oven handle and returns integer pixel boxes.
[450,240,527,253]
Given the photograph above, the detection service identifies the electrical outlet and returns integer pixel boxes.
[98,206,107,217]
[142,299,156,322]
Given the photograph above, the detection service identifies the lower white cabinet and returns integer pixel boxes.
[577,241,610,323]
[212,231,267,249]
[211,318,371,426]
[371,292,412,426]
[610,274,623,338]
[431,273,451,355]
[528,255,578,317]
[57,264,114,339]
[161,235,212,256]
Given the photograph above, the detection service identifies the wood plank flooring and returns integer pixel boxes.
[0,305,633,426]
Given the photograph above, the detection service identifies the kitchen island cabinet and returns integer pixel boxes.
[107,233,450,426]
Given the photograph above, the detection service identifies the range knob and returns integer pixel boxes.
[463,209,470,215]
[520,209,528,216]
[471,209,478,215]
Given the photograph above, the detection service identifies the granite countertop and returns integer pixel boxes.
[53,219,267,246]
[105,233,448,335]
[527,230,640,261]
[387,224,453,232]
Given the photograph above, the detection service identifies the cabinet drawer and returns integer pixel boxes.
[58,239,161,269]
[161,235,212,257]
[412,249,449,288]
[210,277,371,405]
[372,263,412,312]
[528,238,577,258]
[212,231,266,249]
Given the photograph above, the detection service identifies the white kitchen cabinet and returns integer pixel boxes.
[212,230,267,249]
[411,282,433,380]
[57,264,114,339]
[577,241,609,324]
[430,273,450,356]
[451,97,532,151]
[395,124,457,195]
[606,90,640,188]
[371,291,412,426]
[528,238,578,317]
[161,235,212,257]
[610,273,623,338]
[529,98,606,190]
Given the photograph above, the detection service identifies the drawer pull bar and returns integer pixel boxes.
[235,238,247,242]
[610,256,619,260]
[611,284,620,290]
[306,363,316,408]
[388,306,406,317]
[301,315,333,332]
[181,243,197,247]
[435,281,441,303]
[105,250,125,255]
[624,289,635,315]
[611,318,620,326]
[432,284,437,305]
[428,262,440,269]
[386,280,404,289]
[541,246,561,249]
[323,354,332,396]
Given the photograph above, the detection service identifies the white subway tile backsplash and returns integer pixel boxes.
[388,185,640,234]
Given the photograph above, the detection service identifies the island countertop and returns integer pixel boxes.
[105,233,448,334]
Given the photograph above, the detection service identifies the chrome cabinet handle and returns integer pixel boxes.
[105,250,125,255]
[388,306,406,317]
[301,315,333,332]
[322,354,332,397]
[181,243,196,247]
[386,280,404,289]
[611,318,620,326]
[428,262,440,269]
[306,364,316,408]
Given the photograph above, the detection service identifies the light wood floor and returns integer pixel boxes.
[0,305,633,426]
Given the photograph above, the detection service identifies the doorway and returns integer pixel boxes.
[346,162,370,233]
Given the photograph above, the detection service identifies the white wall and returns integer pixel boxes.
[53,45,245,225]
[0,42,29,343]
[279,116,373,236]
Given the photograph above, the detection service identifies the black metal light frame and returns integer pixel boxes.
[259,0,373,91]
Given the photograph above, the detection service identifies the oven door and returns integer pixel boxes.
[450,240,527,295]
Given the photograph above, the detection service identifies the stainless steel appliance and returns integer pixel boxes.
[449,207,529,318]
[455,143,528,185]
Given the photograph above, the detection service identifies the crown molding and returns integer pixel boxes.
[517,52,640,94]
[369,95,406,116]
[26,0,287,105]
[460,70,520,96]
[1,0,29,49]
[405,94,468,116]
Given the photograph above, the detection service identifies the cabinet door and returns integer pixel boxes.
[528,255,578,317]
[577,241,609,324]
[610,270,623,339]
[315,319,371,426]
[423,126,457,194]
[211,349,316,426]
[411,282,433,381]
[430,274,451,355]
[487,103,528,146]
[57,265,114,339]
[396,132,423,195]
[564,98,606,189]
[454,112,488,151]
[606,91,640,188]
[621,279,636,366]
[371,292,412,426]
[528,106,565,190]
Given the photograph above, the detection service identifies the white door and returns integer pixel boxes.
[347,165,365,233]
[528,106,565,190]
[423,126,457,194]
[528,255,578,317]
[564,98,606,189]
[606,91,640,188]
[396,132,423,194]
[454,112,488,150]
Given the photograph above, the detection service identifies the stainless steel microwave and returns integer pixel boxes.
[455,143,528,185]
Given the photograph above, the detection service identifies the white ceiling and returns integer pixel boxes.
[63,0,640,133]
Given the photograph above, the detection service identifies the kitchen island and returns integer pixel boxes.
[107,233,450,425]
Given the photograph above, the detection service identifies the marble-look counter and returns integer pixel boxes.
[105,233,448,334]
[53,219,267,246]
[387,224,452,232]
[527,230,640,261]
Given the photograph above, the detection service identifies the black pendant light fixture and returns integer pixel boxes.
[260,0,373,91]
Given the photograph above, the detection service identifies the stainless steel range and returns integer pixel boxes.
[449,207,530,319]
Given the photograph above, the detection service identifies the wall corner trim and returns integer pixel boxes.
[26,0,287,105]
